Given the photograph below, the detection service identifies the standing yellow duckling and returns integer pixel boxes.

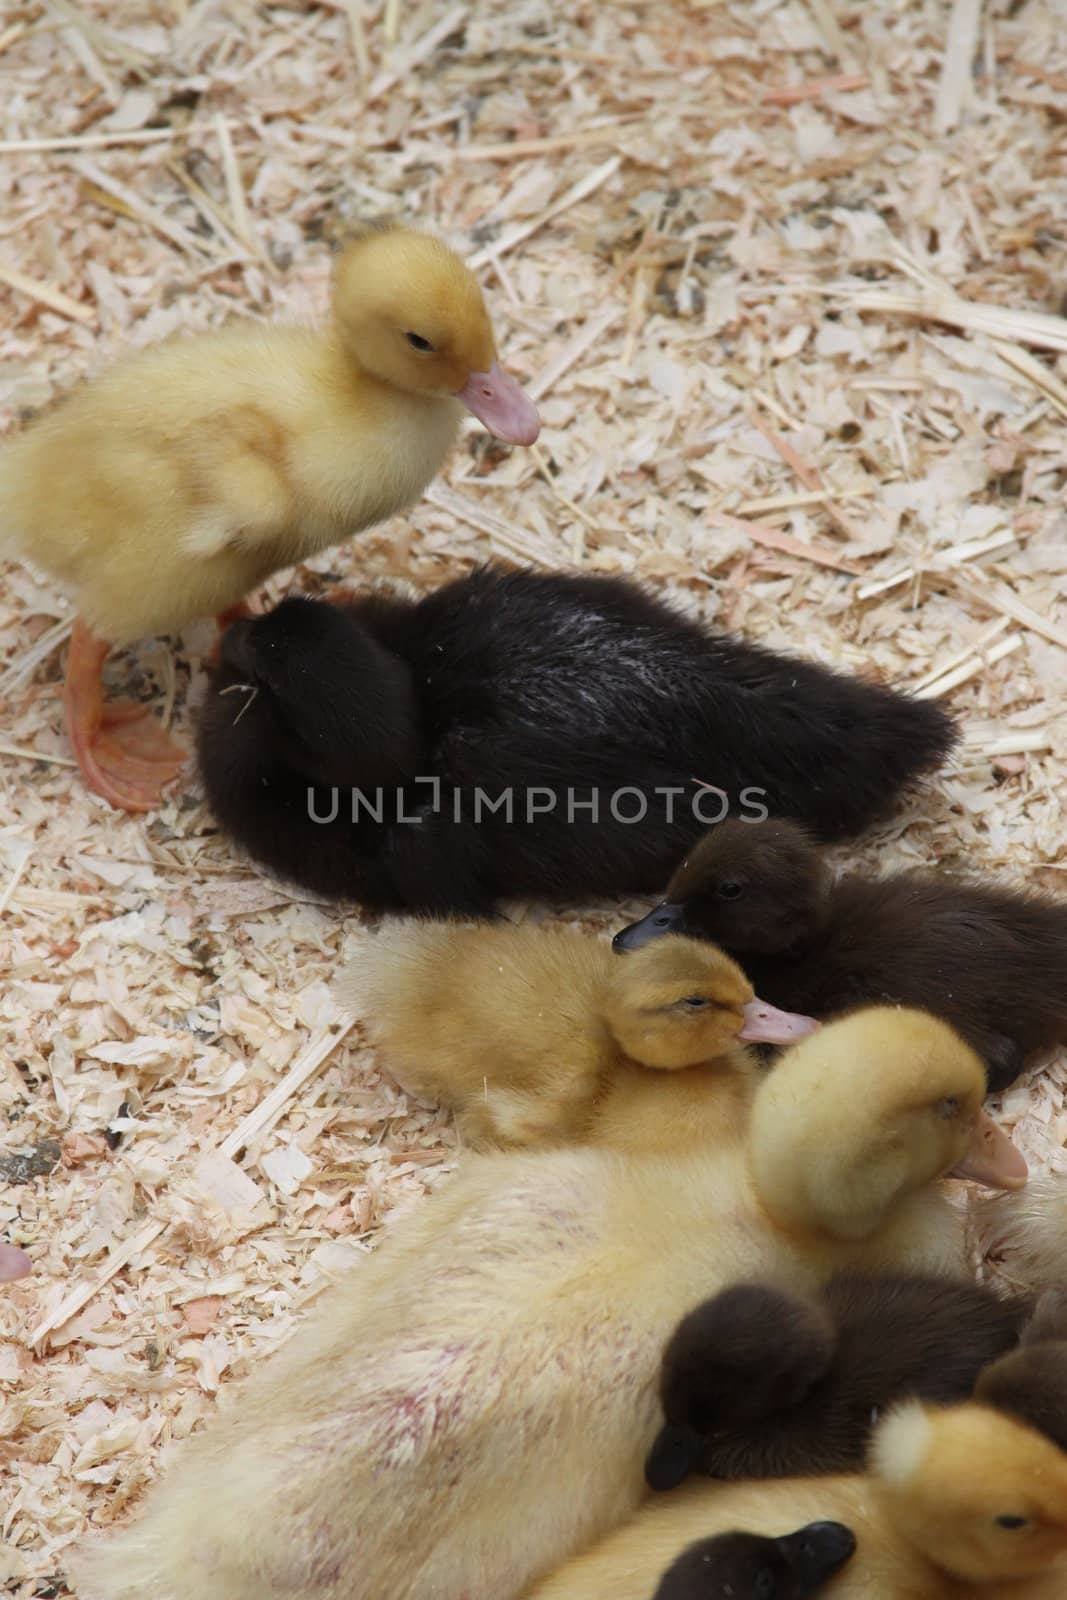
[0,225,539,811]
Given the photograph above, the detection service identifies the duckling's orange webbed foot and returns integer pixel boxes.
[64,618,186,813]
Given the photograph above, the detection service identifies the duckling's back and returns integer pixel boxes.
[0,325,459,640]
[70,1141,770,1600]
[397,567,956,847]
[340,920,616,1147]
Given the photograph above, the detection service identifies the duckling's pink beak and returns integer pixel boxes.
[950,1111,1028,1191]
[456,361,540,445]
[0,1243,31,1281]
[739,998,820,1046]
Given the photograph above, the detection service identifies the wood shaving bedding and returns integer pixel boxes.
[0,0,1065,1588]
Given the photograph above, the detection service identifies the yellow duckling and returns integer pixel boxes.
[0,225,538,811]
[338,921,817,1151]
[70,1008,1025,1600]
[525,1398,1067,1600]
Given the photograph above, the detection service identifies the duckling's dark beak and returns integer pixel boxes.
[777,1522,857,1585]
[613,903,686,952]
[455,361,540,445]
[950,1111,1029,1191]
[644,1423,704,1492]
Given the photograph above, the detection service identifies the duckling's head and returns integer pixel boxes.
[331,226,540,444]
[653,1523,856,1600]
[613,820,828,955]
[646,1284,835,1491]
[602,936,818,1070]
[748,1008,1028,1242]
[873,1400,1067,1582]
[976,1328,1067,1458]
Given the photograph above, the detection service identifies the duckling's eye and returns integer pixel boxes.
[995,1515,1029,1530]
[680,996,710,1010]
[405,332,436,352]
[717,880,744,901]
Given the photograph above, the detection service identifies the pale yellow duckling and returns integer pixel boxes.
[0,225,538,811]
[338,921,816,1151]
[70,1008,1026,1600]
[525,1399,1067,1600]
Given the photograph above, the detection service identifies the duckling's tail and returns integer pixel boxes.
[67,1527,182,1600]
[833,679,959,836]
[334,918,456,1024]
[969,1175,1067,1298]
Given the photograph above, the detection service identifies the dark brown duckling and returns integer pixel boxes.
[645,1272,1030,1491]
[975,1289,1067,1455]
[652,1522,857,1600]
[614,817,1067,1093]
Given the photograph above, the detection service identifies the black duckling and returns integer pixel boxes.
[652,1522,857,1600]
[614,817,1067,1093]
[195,567,956,914]
[645,1271,1030,1491]
[975,1289,1067,1455]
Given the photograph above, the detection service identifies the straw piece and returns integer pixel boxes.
[804,0,861,68]
[220,1022,356,1159]
[214,112,258,257]
[0,126,210,154]
[844,286,1067,357]
[967,730,1053,759]
[761,74,869,106]
[468,157,622,271]
[0,261,94,324]
[911,616,1012,693]
[705,509,864,574]
[424,485,551,564]
[0,615,73,698]
[934,0,983,134]
[855,528,1020,602]
[0,742,78,768]
[744,403,865,545]
[738,488,872,516]
[70,155,217,258]
[341,0,370,81]
[914,633,1023,700]
[366,4,467,105]
[448,124,636,160]
[953,576,1067,655]
[165,160,252,257]
[0,851,32,918]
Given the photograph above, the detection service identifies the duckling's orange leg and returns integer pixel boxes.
[63,618,186,813]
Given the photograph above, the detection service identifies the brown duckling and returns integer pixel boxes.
[646,1271,1031,1490]
[651,1522,856,1600]
[338,922,817,1151]
[975,1290,1067,1455]
[614,817,1067,1093]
